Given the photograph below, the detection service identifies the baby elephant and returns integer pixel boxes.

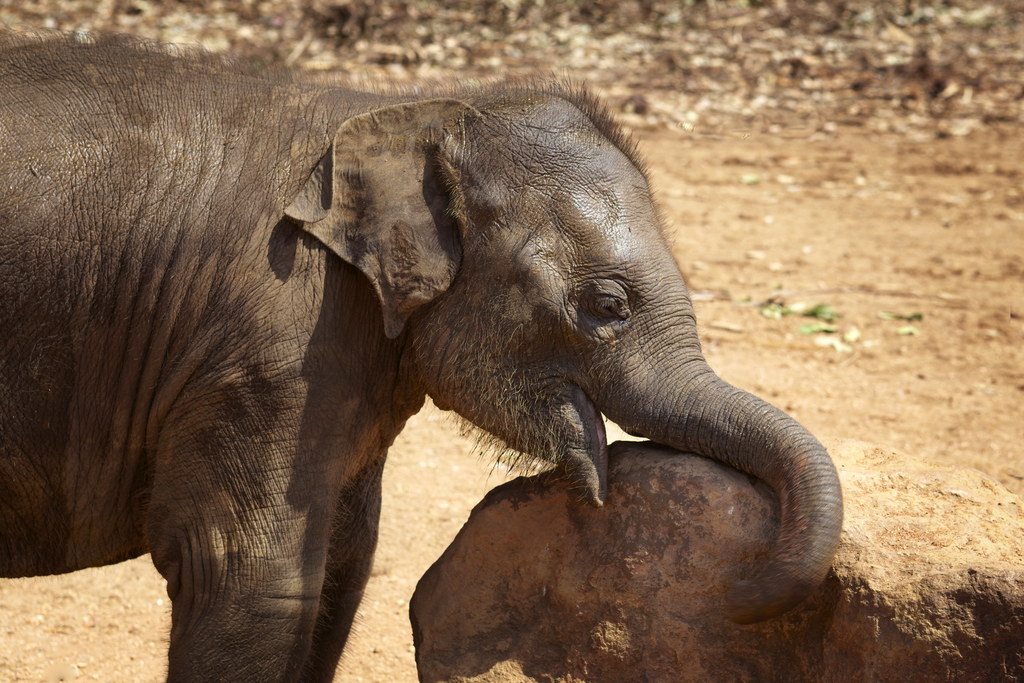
[0,31,842,681]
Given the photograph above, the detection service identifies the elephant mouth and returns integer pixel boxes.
[561,386,608,506]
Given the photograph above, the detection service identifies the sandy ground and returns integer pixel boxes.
[1,122,1021,681]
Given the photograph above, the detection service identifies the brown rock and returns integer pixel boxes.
[410,440,1024,682]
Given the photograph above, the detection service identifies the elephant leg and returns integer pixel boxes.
[147,449,334,682]
[301,457,386,683]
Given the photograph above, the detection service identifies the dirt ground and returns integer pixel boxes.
[0,118,1020,681]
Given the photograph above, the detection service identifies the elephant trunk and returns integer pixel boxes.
[603,363,843,624]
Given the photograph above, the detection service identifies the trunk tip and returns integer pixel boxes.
[724,579,797,624]
[724,570,826,624]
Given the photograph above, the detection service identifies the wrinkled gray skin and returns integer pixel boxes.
[0,32,842,681]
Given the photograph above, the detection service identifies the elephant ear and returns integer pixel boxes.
[285,99,476,339]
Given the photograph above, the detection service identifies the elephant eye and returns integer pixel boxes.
[591,294,629,320]
[581,282,631,325]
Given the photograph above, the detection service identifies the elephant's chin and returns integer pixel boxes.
[559,387,608,507]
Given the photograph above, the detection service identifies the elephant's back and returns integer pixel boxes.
[0,29,309,330]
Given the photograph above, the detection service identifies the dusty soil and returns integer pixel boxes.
[1,121,1020,682]
[1,2,1022,681]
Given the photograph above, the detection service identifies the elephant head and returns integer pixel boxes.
[286,84,843,624]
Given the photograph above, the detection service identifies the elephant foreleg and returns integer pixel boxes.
[146,448,335,682]
[301,457,386,682]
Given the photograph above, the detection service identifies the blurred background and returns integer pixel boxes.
[2,1,1022,135]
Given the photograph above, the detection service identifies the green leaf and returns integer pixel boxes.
[802,304,839,322]
[843,327,862,343]
[879,311,923,321]
[897,325,920,335]
[799,322,838,334]
[759,301,811,319]
[739,173,761,185]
